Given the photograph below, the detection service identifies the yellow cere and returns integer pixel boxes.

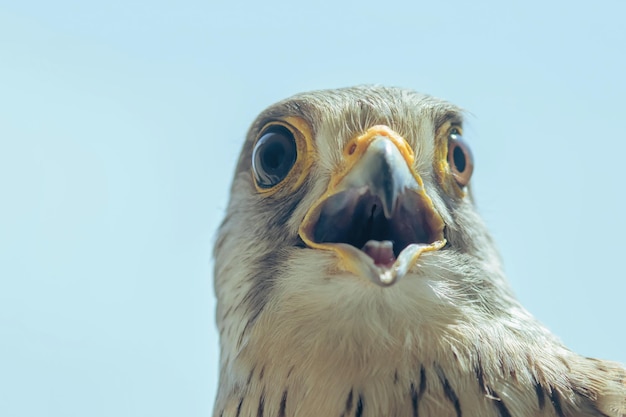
[333,125,416,189]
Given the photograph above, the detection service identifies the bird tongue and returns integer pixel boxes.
[361,240,396,268]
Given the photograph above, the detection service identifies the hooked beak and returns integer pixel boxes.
[298,126,445,286]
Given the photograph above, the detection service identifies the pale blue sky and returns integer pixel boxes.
[1,1,624,416]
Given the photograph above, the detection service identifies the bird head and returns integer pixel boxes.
[214,86,516,375]
[213,86,626,417]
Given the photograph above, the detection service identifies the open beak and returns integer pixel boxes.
[298,125,446,286]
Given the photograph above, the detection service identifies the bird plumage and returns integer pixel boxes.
[213,86,625,417]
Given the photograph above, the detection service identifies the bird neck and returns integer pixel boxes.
[213,300,601,417]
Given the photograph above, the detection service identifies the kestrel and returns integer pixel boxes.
[213,86,625,417]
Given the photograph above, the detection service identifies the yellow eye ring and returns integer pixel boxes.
[447,128,474,188]
[251,117,314,195]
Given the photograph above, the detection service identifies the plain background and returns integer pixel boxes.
[1,1,624,416]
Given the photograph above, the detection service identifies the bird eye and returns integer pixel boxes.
[252,125,298,189]
[447,128,474,187]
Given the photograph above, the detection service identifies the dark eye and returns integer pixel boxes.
[252,125,297,189]
[447,128,474,187]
